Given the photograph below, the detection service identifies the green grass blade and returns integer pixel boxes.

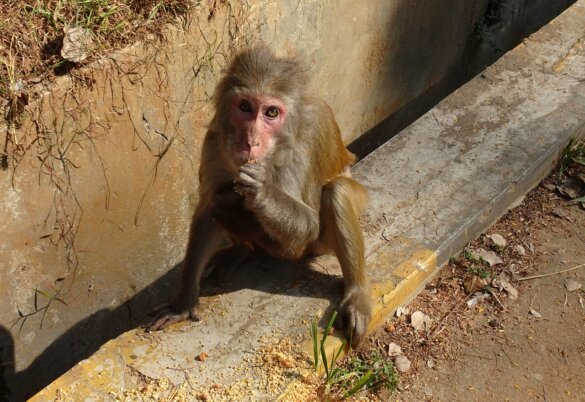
[327,371,355,386]
[310,317,319,368]
[320,311,337,379]
[320,340,330,378]
[344,370,374,398]
[333,339,346,363]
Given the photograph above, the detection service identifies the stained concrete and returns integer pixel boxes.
[26,0,585,400]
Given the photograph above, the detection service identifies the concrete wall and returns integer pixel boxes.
[0,0,573,398]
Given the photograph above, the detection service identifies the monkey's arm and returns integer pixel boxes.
[147,207,225,331]
[236,163,320,253]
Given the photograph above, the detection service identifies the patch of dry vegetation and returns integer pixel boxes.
[0,0,193,104]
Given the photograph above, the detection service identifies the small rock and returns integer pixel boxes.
[61,27,93,62]
[387,342,402,357]
[475,248,504,266]
[529,309,542,318]
[197,352,208,362]
[410,311,432,332]
[427,358,435,369]
[489,233,507,248]
[514,244,526,256]
[11,78,25,92]
[394,355,411,373]
[565,279,582,292]
[395,307,409,318]
[464,276,487,294]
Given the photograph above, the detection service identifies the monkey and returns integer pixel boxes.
[148,46,371,346]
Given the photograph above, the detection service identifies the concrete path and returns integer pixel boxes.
[32,1,585,400]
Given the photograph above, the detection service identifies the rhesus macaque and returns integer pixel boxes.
[148,46,371,345]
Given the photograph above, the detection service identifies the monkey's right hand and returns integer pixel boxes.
[235,162,267,204]
[146,302,201,332]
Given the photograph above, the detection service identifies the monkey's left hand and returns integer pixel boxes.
[235,163,267,204]
[336,286,372,347]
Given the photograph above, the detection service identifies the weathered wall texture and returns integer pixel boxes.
[0,0,573,398]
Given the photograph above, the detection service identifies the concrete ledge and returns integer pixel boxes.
[31,0,585,400]
[31,236,436,401]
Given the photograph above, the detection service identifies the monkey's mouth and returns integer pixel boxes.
[235,144,261,164]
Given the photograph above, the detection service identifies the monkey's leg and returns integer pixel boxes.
[147,209,225,331]
[321,177,371,346]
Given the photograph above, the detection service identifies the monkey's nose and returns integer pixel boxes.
[247,136,260,147]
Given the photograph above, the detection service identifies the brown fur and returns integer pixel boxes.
[148,46,371,346]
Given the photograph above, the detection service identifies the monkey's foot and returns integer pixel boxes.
[145,305,201,332]
[335,286,372,347]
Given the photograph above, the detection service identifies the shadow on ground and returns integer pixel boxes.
[2,252,342,401]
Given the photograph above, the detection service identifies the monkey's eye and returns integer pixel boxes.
[266,107,279,118]
[239,100,252,113]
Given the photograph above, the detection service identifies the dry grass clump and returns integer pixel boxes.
[0,0,193,102]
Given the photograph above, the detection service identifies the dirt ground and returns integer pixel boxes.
[352,169,585,401]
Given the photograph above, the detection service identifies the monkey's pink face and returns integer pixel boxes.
[229,94,287,163]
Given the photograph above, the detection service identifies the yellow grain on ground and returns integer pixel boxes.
[116,331,319,401]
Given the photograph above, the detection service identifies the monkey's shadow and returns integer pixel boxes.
[4,252,342,401]
[198,251,345,333]
[201,251,344,308]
